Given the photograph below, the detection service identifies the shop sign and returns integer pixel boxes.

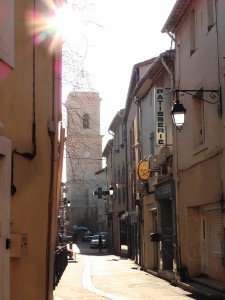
[154,88,165,145]
[155,180,174,200]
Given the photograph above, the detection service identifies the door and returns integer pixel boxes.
[0,136,11,300]
[153,212,158,270]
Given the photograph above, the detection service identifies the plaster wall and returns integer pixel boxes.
[0,1,59,298]
[174,1,221,170]
[178,155,224,282]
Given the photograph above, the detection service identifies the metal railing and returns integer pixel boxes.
[54,245,68,288]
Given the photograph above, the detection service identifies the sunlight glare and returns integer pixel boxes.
[26,1,76,53]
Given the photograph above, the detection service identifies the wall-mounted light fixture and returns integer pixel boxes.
[171,88,222,131]
[93,185,114,199]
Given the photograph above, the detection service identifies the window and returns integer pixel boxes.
[208,209,222,254]
[130,124,135,163]
[193,91,205,148]
[207,0,215,31]
[0,0,14,67]
[118,168,121,203]
[190,10,197,56]
[83,113,89,129]
[114,128,120,153]
[122,165,126,203]
[150,132,155,155]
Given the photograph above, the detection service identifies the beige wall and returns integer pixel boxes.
[172,0,225,285]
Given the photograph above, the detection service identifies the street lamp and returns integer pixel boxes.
[109,185,114,196]
[170,97,186,132]
[171,88,222,131]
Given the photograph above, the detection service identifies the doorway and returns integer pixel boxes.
[152,212,158,270]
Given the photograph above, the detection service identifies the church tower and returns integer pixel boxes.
[65,91,104,233]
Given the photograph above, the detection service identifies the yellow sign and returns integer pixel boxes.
[137,160,150,181]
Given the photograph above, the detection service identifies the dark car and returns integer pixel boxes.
[58,233,68,244]
[90,235,107,248]
[82,234,93,242]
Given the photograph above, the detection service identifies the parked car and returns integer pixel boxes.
[99,232,108,239]
[90,234,107,248]
[82,234,93,242]
[58,233,69,244]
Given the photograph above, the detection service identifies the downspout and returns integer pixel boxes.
[161,55,174,91]
[161,45,181,274]
[135,97,143,266]
[47,46,63,300]
[124,121,130,257]
[165,29,179,46]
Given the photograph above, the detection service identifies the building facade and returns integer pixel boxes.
[104,2,225,293]
[0,1,64,299]
[162,0,225,287]
[102,109,128,256]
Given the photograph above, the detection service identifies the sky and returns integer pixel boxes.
[61,0,177,147]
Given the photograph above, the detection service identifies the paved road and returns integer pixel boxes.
[54,242,206,300]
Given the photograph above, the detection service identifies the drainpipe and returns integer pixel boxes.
[161,56,175,92]
[165,30,179,46]
[161,50,181,276]
[47,48,63,299]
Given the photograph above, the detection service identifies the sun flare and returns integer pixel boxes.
[26,0,76,53]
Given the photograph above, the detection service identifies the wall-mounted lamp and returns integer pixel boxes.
[108,185,114,196]
[171,88,222,131]
[93,185,114,199]
[63,197,70,207]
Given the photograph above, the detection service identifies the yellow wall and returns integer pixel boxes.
[0,1,62,299]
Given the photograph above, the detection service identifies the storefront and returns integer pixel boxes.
[154,179,176,279]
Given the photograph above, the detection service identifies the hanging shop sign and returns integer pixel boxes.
[154,88,165,145]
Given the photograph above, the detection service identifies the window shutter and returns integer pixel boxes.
[208,209,222,254]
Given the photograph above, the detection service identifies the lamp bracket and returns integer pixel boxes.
[175,87,222,118]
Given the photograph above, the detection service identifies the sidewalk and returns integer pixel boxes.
[53,242,205,300]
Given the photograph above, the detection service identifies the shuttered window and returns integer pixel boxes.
[208,209,222,254]
[0,0,14,66]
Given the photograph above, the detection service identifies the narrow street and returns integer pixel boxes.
[53,242,206,300]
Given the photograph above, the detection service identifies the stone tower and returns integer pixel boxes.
[65,91,104,233]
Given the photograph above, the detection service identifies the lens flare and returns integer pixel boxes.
[25,0,75,53]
